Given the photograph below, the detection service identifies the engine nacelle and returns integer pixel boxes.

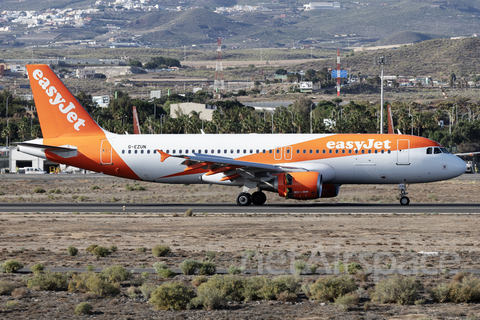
[320,184,340,198]
[277,172,322,200]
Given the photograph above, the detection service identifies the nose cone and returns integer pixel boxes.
[448,156,467,178]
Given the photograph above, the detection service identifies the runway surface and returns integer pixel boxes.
[1,202,480,214]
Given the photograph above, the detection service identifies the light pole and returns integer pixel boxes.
[160,114,165,134]
[287,110,294,133]
[271,112,274,134]
[445,109,452,135]
[5,96,9,147]
[374,56,389,134]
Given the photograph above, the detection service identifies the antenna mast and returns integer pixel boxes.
[214,37,225,92]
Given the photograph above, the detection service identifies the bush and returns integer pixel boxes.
[136,247,147,253]
[30,263,45,273]
[334,293,360,311]
[11,288,28,299]
[276,291,297,302]
[257,275,301,300]
[227,265,243,275]
[67,246,78,256]
[69,273,120,296]
[198,275,245,302]
[199,261,216,275]
[310,264,318,274]
[185,208,194,217]
[372,274,420,305]
[153,262,168,273]
[140,283,157,299]
[27,270,68,291]
[2,259,24,273]
[430,273,480,303]
[85,244,98,253]
[179,259,200,275]
[192,275,208,287]
[152,245,171,257]
[243,276,267,301]
[4,301,19,310]
[0,281,15,295]
[294,260,307,275]
[90,185,100,190]
[92,246,111,258]
[86,265,95,272]
[101,265,132,283]
[347,262,363,275]
[309,276,357,302]
[109,246,117,253]
[33,187,46,193]
[141,272,150,280]
[205,251,216,261]
[158,268,176,278]
[149,282,195,310]
[190,284,226,310]
[75,302,93,315]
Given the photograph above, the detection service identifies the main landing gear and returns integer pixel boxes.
[399,183,410,205]
[236,191,267,206]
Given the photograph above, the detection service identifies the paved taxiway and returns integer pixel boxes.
[1,173,479,214]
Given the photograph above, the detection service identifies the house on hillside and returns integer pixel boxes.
[303,2,340,10]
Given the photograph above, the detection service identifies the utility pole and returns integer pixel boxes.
[373,56,389,134]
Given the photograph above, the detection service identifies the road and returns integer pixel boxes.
[1,202,479,214]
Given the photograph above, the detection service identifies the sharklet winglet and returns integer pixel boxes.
[157,149,171,162]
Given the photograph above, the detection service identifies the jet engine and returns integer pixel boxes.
[276,172,322,199]
[320,184,340,198]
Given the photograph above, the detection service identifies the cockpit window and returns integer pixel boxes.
[440,147,450,154]
[426,147,432,154]
[434,147,442,154]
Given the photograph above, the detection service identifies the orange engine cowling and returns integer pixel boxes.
[320,184,340,198]
[277,172,322,200]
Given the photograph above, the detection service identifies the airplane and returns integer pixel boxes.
[16,64,466,206]
[132,106,141,134]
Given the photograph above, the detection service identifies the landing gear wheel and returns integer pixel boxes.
[236,192,252,206]
[400,196,410,205]
[251,191,267,206]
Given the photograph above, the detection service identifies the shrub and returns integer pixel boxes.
[136,247,147,253]
[429,283,450,303]
[75,302,93,315]
[33,187,46,193]
[158,268,176,278]
[153,262,168,273]
[198,275,245,302]
[372,274,420,305]
[334,293,360,311]
[0,281,15,295]
[310,264,318,274]
[109,246,117,253]
[152,245,171,257]
[90,185,100,190]
[36,247,45,252]
[27,270,68,291]
[149,281,195,310]
[309,276,357,302]
[190,284,226,310]
[101,265,132,283]
[4,301,19,310]
[2,259,24,273]
[257,275,301,300]
[11,288,28,299]
[85,244,98,253]
[85,273,120,296]
[244,249,256,259]
[243,276,267,301]
[294,260,307,275]
[199,261,216,275]
[126,186,134,191]
[93,246,111,258]
[86,265,95,272]
[431,273,480,303]
[140,283,157,298]
[205,251,216,261]
[126,286,138,298]
[276,291,297,302]
[185,208,194,217]
[67,246,78,256]
[227,265,243,275]
[136,186,146,191]
[179,259,200,275]
[141,272,150,280]
[347,262,363,275]
[192,275,208,287]
[30,263,45,273]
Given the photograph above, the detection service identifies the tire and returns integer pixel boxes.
[236,192,252,206]
[251,191,267,206]
[400,196,410,205]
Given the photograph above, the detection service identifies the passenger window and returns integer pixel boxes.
[349,150,352,154]
[134,150,138,154]
[269,150,272,154]
[243,150,247,154]
[211,149,214,154]
[179,150,182,154]
[426,147,432,154]
[256,149,259,153]
[323,150,326,154]
[250,149,253,153]
[355,150,358,154]
[381,150,384,154]
[375,150,378,154]
[224,150,227,154]
[309,150,313,154]
[303,150,306,154]
[185,150,188,154]
[329,150,332,154]
[342,150,345,154]
[231,149,234,153]
[128,150,131,154]
[147,150,150,154]
[335,150,339,154]
[286,149,290,154]
[296,150,300,154]
[153,150,157,154]
[218,149,221,153]
[263,150,266,153]
[141,150,144,154]
[388,150,391,154]
[237,149,240,153]
[198,150,201,153]
[172,150,175,154]
[368,150,371,154]
[122,150,125,154]
[276,149,280,154]
[316,150,319,154]
[361,150,365,154]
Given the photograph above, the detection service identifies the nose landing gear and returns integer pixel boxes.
[399,183,410,205]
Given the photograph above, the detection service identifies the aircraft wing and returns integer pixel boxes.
[157,149,306,181]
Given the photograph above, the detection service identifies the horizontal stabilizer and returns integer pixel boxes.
[15,142,78,159]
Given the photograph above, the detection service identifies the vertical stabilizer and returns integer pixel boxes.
[387,104,395,134]
[27,64,104,139]
[133,106,141,134]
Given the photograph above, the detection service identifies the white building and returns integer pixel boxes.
[304,2,341,10]
[170,103,216,121]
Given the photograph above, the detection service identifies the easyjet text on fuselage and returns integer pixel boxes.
[326,139,391,150]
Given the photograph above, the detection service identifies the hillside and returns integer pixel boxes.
[375,32,439,46]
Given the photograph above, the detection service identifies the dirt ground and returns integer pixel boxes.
[1,175,480,319]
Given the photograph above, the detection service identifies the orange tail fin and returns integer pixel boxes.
[27,64,104,139]
[133,106,141,134]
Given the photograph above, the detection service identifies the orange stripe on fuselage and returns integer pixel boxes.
[43,136,140,180]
